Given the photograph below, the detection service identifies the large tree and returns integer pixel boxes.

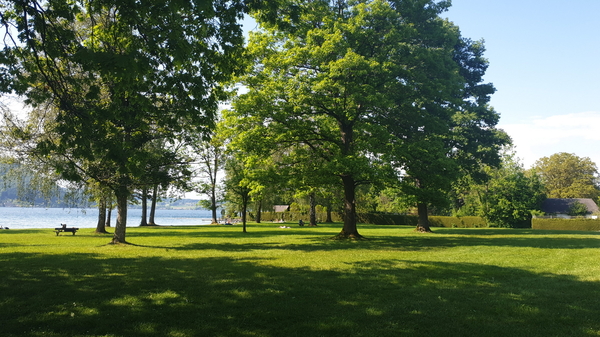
[230,0,500,238]
[533,152,600,200]
[1,0,248,243]
[387,36,508,232]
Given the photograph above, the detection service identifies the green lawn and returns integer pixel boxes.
[1,223,600,337]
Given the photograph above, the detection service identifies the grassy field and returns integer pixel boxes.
[1,223,600,337]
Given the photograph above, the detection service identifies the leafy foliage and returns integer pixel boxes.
[453,150,546,228]
[533,152,600,200]
[229,0,504,237]
[567,200,590,216]
[0,0,248,242]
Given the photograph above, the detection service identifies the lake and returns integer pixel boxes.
[0,207,216,229]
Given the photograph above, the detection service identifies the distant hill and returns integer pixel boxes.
[129,198,204,210]
[0,188,204,209]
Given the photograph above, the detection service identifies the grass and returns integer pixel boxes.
[1,223,600,337]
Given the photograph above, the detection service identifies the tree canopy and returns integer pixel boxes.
[533,152,600,201]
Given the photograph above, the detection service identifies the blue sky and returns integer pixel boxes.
[443,0,600,167]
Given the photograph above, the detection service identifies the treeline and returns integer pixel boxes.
[235,151,599,229]
[1,1,598,244]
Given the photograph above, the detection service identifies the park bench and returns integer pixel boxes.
[54,224,79,236]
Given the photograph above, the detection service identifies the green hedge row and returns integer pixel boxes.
[429,216,488,228]
[253,211,342,223]
[256,212,491,228]
[532,218,600,232]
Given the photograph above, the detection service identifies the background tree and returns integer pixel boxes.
[532,152,600,201]
[194,123,227,224]
[567,200,590,217]
[385,35,508,232]
[0,107,90,207]
[453,150,546,227]
[223,155,253,233]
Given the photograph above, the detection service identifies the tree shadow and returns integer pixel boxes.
[1,252,599,336]
[436,228,600,236]
[7,225,598,252]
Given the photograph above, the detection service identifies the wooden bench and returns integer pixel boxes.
[55,224,79,236]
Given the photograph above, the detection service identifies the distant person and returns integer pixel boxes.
[298,219,304,227]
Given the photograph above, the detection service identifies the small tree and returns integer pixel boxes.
[567,201,589,217]
[453,150,546,228]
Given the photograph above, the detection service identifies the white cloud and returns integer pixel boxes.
[499,111,600,169]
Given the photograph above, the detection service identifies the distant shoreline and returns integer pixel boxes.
[0,199,206,211]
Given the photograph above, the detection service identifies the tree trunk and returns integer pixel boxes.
[241,194,248,233]
[309,192,317,226]
[325,205,333,223]
[111,186,129,244]
[415,202,433,233]
[149,184,158,225]
[140,187,148,226]
[210,187,218,224]
[335,175,362,239]
[106,206,112,227]
[256,199,262,223]
[95,198,109,234]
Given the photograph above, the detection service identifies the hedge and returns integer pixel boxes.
[532,218,600,232]
[253,211,342,223]
[255,212,491,228]
[429,216,488,228]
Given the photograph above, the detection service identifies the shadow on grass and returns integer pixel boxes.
[434,228,600,236]
[130,232,600,253]
[124,224,599,252]
[128,224,336,239]
[0,229,50,235]
[1,251,599,337]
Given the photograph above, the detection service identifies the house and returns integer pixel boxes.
[540,198,599,218]
[273,205,290,213]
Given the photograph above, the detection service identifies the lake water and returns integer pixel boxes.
[0,207,215,229]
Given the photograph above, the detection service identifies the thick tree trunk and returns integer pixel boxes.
[149,185,158,225]
[111,186,129,244]
[415,202,433,233]
[140,187,148,226]
[335,175,362,239]
[309,192,317,226]
[95,198,109,234]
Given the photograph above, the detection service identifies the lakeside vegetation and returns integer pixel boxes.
[2,223,600,336]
